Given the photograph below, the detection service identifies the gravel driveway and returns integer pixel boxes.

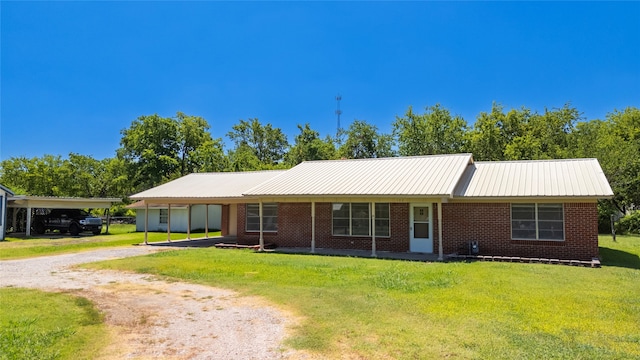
[0,247,302,359]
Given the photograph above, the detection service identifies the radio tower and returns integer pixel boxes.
[335,94,342,138]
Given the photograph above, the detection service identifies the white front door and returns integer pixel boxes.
[410,203,433,253]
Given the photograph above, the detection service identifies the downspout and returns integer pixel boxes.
[438,200,443,261]
[144,201,149,245]
[187,204,191,240]
[259,200,264,252]
[205,204,209,239]
[311,201,315,253]
[371,201,376,257]
[167,204,172,242]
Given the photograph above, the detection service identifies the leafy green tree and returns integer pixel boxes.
[286,123,336,165]
[339,120,395,159]
[570,107,640,214]
[393,104,467,156]
[175,112,221,176]
[0,155,70,196]
[466,103,508,161]
[118,114,180,191]
[227,118,289,165]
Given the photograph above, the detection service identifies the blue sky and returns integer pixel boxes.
[1,1,638,161]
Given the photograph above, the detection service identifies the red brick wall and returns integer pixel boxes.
[237,202,410,252]
[442,202,599,260]
[236,201,599,260]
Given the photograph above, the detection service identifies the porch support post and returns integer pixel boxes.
[105,208,111,234]
[258,201,264,252]
[205,204,209,239]
[187,204,192,240]
[12,209,17,233]
[371,202,376,257]
[437,200,443,261]
[26,207,32,237]
[144,202,149,245]
[167,204,172,242]
[311,201,315,253]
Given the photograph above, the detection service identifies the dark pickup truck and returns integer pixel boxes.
[33,209,103,236]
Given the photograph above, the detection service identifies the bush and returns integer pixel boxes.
[615,211,640,235]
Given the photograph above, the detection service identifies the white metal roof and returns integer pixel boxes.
[245,154,473,197]
[453,158,614,198]
[8,196,121,209]
[130,170,286,201]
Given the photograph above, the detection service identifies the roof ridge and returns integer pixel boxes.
[474,158,597,164]
[301,153,473,164]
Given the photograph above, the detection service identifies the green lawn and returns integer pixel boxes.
[82,234,640,359]
[0,288,108,360]
[0,224,221,260]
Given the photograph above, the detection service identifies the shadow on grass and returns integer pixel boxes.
[599,247,640,270]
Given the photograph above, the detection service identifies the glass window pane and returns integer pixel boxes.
[352,219,370,236]
[414,223,429,238]
[375,219,390,237]
[512,204,535,220]
[413,206,429,222]
[333,219,349,235]
[352,203,370,219]
[538,220,563,240]
[512,220,536,239]
[375,203,389,219]
[332,203,350,218]
[538,204,563,221]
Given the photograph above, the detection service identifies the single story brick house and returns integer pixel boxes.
[0,184,15,240]
[131,154,613,260]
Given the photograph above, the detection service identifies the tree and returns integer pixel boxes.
[286,123,336,165]
[175,112,220,176]
[393,104,467,156]
[118,114,180,191]
[466,103,508,161]
[227,118,289,165]
[570,107,640,214]
[339,120,395,159]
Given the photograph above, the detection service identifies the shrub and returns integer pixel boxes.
[615,211,640,235]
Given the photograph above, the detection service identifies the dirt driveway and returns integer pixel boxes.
[0,247,303,359]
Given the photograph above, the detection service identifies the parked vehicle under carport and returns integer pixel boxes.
[32,208,103,236]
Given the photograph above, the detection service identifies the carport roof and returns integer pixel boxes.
[129,170,286,202]
[8,196,121,209]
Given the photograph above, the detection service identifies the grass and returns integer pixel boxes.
[81,234,640,359]
[0,288,108,360]
[0,224,221,260]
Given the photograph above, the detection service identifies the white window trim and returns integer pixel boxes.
[511,203,565,241]
[246,203,278,233]
[159,209,168,224]
[332,203,391,238]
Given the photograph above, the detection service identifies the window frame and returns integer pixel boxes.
[511,203,564,241]
[159,209,168,224]
[246,203,278,232]
[332,202,390,237]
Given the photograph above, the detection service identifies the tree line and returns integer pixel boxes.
[1,104,638,222]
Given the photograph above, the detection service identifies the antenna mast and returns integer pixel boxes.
[335,94,342,137]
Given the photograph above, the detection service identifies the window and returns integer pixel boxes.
[332,203,390,237]
[159,209,168,224]
[511,203,564,240]
[246,203,278,232]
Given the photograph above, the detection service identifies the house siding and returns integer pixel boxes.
[235,201,598,260]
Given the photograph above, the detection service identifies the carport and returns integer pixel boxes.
[7,196,121,236]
